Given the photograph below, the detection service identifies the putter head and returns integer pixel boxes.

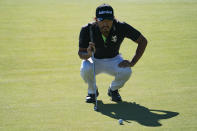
[94,106,98,111]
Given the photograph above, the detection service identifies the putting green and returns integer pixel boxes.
[0,0,197,130]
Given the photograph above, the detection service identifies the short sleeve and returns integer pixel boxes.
[122,22,141,41]
[79,25,90,48]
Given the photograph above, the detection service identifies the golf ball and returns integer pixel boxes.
[118,119,123,125]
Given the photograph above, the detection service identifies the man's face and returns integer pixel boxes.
[97,19,113,34]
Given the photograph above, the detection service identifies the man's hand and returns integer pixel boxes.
[118,60,135,68]
[78,42,96,60]
[87,42,96,55]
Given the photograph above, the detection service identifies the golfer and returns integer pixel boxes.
[78,4,148,103]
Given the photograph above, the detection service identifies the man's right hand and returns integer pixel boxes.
[87,42,96,55]
[78,42,96,60]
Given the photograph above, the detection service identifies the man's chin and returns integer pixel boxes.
[102,29,109,33]
[102,27,109,30]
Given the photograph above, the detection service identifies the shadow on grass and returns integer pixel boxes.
[96,100,179,127]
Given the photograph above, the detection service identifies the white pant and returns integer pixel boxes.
[80,54,132,94]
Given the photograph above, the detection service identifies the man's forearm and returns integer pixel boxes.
[131,43,147,64]
[78,51,92,60]
[131,35,147,65]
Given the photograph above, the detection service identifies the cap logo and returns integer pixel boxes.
[98,10,112,15]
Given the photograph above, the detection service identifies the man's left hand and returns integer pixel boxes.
[118,60,135,68]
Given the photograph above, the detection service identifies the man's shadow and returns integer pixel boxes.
[96,100,179,126]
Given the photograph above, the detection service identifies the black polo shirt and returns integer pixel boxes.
[79,20,141,59]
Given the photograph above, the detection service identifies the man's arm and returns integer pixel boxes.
[78,42,96,60]
[118,34,148,67]
[130,34,148,66]
[78,48,91,60]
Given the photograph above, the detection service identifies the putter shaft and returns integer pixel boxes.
[92,52,97,110]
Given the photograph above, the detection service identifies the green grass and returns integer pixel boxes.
[0,0,197,130]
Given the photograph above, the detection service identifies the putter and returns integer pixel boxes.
[89,26,98,111]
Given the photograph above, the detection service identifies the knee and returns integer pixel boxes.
[80,60,93,76]
[118,67,132,79]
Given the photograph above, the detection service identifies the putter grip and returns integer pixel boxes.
[89,26,93,42]
[89,25,95,53]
